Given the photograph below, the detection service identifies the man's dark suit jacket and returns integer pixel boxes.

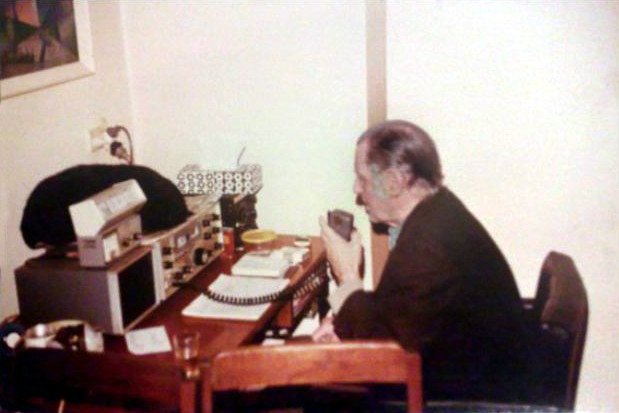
[333,187,534,403]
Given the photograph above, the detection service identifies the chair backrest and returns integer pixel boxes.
[201,340,423,413]
[12,348,196,413]
[534,251,588,411]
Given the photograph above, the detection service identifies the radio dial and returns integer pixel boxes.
[193,248,210,265]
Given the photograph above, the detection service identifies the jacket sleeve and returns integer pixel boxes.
[333,241,464,351]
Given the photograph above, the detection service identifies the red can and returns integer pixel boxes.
[222,227,235,257]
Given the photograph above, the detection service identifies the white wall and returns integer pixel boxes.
[120,2,368,239]
[387,1,619,411]
[0,1,134,317]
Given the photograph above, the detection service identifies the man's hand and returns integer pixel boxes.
[319,216,363,284]
[312,316,340,343]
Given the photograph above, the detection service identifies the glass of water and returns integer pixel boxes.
[172,331,201,380]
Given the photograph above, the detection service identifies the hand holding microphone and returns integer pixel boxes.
[319,210,362,284]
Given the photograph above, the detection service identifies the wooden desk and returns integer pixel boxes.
[5,235,327,412]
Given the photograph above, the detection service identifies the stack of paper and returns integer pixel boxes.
[182,275,289,321]
[231,252,290,278]
[272,246,310,265]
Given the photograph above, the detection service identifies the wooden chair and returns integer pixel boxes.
[528,251,589,411]
[201,340,423,413]
[426,251,588,413]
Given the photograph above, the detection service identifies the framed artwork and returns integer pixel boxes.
[0,0,94,99]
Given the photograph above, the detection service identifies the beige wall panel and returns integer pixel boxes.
[386,1,619,411]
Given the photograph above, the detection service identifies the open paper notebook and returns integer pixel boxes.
[182,275,289,321]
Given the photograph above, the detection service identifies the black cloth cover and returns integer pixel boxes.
[20,164,191,249]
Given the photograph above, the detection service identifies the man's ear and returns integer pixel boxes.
[382,168,407,197]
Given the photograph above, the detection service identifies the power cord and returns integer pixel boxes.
[106,125,134,165]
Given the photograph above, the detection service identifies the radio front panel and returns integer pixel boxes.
[144,198,223,301]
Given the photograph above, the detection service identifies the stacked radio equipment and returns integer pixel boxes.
[176,163,261,251]
[16,180,162,334]
[69,179,146,267]
[141,195,223,299]
[16,163,260,336]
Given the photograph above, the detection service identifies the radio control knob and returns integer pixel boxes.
[211,227,221,234]
[214,242,223,249]
[193,248,210,265]
[161,247,173,255]
[182,265,192,273]
[202,219,211,227]
[203,233,212,240]
[211,213,220,220]
[172,271,184,281]
[163,261,173,269]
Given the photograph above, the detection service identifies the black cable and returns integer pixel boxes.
[173,268,328,307]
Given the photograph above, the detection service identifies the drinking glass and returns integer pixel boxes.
[172,331,201,380]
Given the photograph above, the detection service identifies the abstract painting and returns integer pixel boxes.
[0,0,94,99]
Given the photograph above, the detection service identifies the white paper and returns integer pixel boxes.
[272,246,310,265]
[231,251,290,278]
[125,326,172,355]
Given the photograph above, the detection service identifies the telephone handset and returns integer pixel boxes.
[174,267,327,306]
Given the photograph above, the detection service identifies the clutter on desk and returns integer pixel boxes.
[230,244,310,277]
[273,246,311,265]
[21,320,104,352]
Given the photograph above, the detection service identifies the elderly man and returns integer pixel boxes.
[315,120,535,403]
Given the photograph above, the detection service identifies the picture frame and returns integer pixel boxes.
[1,0,95,100]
